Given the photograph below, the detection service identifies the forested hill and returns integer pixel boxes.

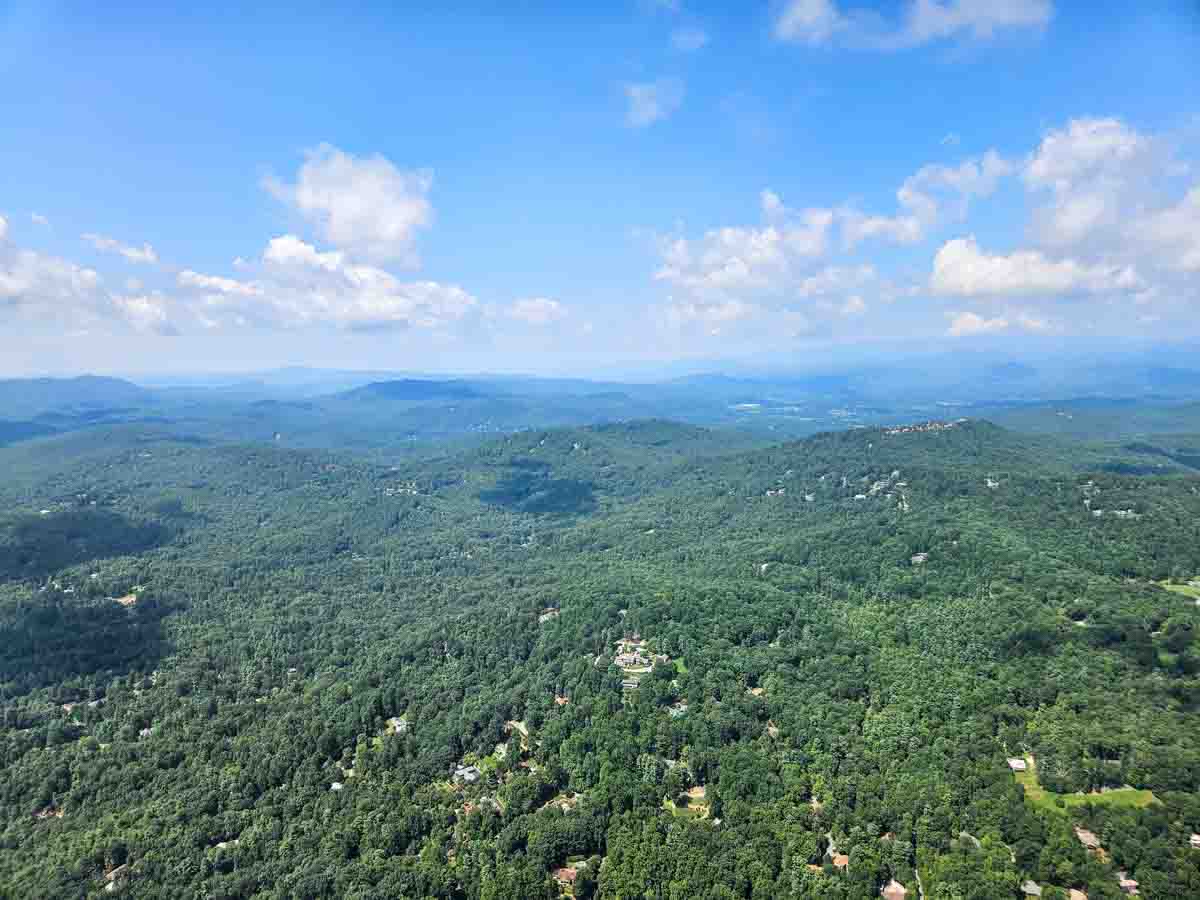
[1,419,1199,899]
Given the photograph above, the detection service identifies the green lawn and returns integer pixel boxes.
[663,787,709,820]
[1159,579,1200,601]
[1014,757,1158,813]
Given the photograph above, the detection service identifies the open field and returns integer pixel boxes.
[1015,758,1158,814]
[663,785,710,820]
[1160,579,1200,602]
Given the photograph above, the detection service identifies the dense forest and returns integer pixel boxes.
[1,416,1199,898]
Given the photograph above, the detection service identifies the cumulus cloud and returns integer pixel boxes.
[842,150,1013,247]
[507,297,566,325]
[81,232,159,264]
[670,26,709,51]
[111,293,176,334]
[625,79,685,127]
[1020,117,1200,277]
[0,238,160,333]
[1,245,102,309]
[31,213,49,226]
[263,234,345,271]
[655,193,834,297]
[930,236,1139,297]
[775,0,1052,48]
[264,144,433,265]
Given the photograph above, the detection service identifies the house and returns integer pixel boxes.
[138,727,153,739]
[554,695,570,706]
[1007,757,1028,771]
[104,863,129,893]
[1190,833,1200,849]
[1020,881,1042,897]
[621,679,641,691]
[615,652,651,668]
[1116,871,1139,895]
[667,701,689,718]
[881,878,907,900]
[832,854,849,870]
[538,608,560,623]
[553,867,578,886]
[453,764,481,784]
[386,716,408,734]
[330,781,344,791]
[1074,827,1101,850]
[911,552,929,565]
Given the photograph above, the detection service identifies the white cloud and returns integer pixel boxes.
[775,0,1051,49]
[625,79,685,127]
[842,150,1012,247]
[0,246,102,308]
[930,235,1139,297]
[263,234,345,271]
[240,235,476,331]
[507,297,566,325]
[946,310,1009,336]
[178,269,263,296]
[81,233,159,264]
[1136,186,1200,272]
[774,0,847,45]
[901,0,1052,46]
[1020,117,1200,282]
[795,264,877,297]
[1023,117,1153,249]
[0,215,7,243]
[264,144,433,265]
[31,213,49,226]
[654,205,834,296]
[112,293,175,334]
[670,26,709,51]
[1024,117,1148,193]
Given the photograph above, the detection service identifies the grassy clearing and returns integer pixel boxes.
[663,785,709,820]
[1159,579,1200,601]
[1015,757,1158,814]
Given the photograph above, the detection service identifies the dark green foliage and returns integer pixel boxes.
[0,417,1197,899]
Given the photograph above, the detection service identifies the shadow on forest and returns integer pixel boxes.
[0,509,173,582]
[0,594,172,695]
[478,459,597,516]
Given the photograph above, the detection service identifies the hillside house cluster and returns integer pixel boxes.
[883,419,966,436]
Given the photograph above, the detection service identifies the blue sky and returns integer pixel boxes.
[1,0,1198,375]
